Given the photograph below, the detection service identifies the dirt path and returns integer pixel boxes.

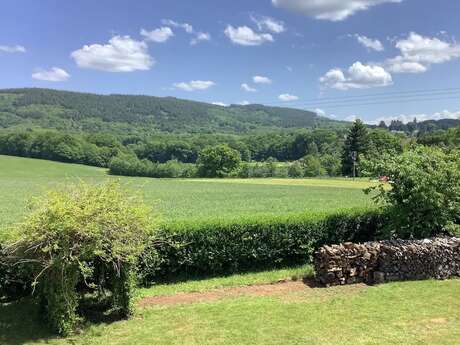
[139,279,367,307]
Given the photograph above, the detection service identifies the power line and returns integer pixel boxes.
[248,87,460,108]
[277,90,460,108]
[298,95,460,110]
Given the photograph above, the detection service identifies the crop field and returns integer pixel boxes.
[0,155,376,231]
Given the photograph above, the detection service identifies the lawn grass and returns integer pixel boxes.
[138,264,314,298]
[0,155,376,231]
[1,277,459,345]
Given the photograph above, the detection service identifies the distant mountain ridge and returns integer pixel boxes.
[0,88,344,135]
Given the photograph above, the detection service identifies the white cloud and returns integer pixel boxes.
[212,101,228,107]
[71,35,154,72]
[173,80,215,91]
[140,27,174,43]
[272,0,403,21]
[162,19,210,45]
[386,57,427,74]
[32,67,70,82]
[278,93,299,102]
[315,108,337,118]
[373,110,460,125]
[253,75,272,84]
[320,61,392,90]
[0,45,26,53]
[162,19,193,33]
[345,115,362,122]
[396,32,460,64]
[224,26,274,46]
[250,15,286,33]
[191,32,211,45]
[241,83,257,92]
[239,100,251,105]
[386,32,460,74]
[315,108,326,116]
[354,34,384,51]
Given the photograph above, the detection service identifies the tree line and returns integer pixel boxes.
[0,122,458,178]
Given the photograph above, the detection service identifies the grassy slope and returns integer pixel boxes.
[1,277,459,345]
[0,155,375,231]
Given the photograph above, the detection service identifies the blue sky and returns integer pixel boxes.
[1,0,460,123]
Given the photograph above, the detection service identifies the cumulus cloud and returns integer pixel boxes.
[373,110,460,125]
[320,61,392,90]
[250,15,286,33]
[239,100,250,105]
[354,34,384,51]
[272,0,403,21]
[241,83,257,92]
[385,57,427,74]
[162,19,210,45]
[386,32,460,74]
[253,75,272,84]
[32,67,70,82]
[278,93,299,101]
[212,101,228,107]
[71,36,154,72]
[224,26,273,46]
[173,80,215,91]
[0,45,26,53]
[140,27,174,43]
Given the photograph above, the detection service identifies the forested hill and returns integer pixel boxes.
[0,88,343,135]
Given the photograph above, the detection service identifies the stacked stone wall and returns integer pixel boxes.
[314,237,460,286]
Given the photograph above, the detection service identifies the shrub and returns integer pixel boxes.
[365,146,460,238]
[197,144,241,177]
[109,155,197,178]
[300,155,326,177]
[4,181,157,335]
[139,208,386,283]
[236,162,289,178]
[320,154,341,177]
[288,161,304,178]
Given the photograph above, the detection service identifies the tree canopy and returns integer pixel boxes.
[197,144,241,177]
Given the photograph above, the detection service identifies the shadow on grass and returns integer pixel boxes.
[0,298,55,345]
[142,263,314,288]
[78,294,129,325]
[0,297,126,345]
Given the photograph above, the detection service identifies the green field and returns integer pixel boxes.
[0,155,375,231]
[2,155,459,345]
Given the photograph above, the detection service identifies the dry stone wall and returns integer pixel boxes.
[314,237,460,286]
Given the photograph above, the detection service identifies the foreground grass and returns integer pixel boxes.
[0,155,375,230]
[138,264,314,298]
[1,278,458,345]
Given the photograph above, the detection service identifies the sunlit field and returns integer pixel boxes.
[0,155,376,231]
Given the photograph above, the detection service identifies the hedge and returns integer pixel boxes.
[2,208,386,296]
[138,208,387,284]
